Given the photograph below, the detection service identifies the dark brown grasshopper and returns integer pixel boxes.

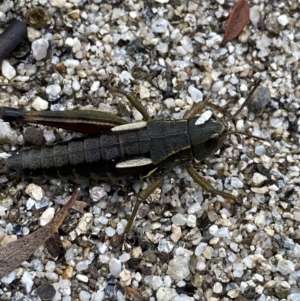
[0,81,262,233]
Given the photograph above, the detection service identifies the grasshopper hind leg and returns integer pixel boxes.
[124,178,162,237]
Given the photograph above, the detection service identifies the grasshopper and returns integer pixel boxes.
[0,80,262,234]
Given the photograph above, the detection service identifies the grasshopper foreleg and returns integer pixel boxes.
[186,164,235,200]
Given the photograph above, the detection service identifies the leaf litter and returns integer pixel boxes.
[222,0,250,45]
[0,189,79,279]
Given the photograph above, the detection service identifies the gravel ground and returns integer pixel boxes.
[0,0,300,300]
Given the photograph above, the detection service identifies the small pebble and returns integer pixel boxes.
[40,207,55,226]
[151,19,168,33]
[79,290,91,301]
[249,6,260,26]
[156,287,177,301]
[230,177,243,189]
[35,283,56,301]
[248,86,271,117]
[195,110,212,125]
[32,38,49,60]
[76,274,89,283]
[76,260,91,272]
[21,271,34,293]
[171,213,186,226]
[105,226,116,237]
[188,85,203,103]
[276,259,295,275]
[109,258,121,277]
[43,129,56,143]
[277,14,289,26]
[45,84,62,102]
[31,96,48,111]
[2,60,16,79]
[167,255,190,282]
[25,183,44,201]
[252,173,267,186]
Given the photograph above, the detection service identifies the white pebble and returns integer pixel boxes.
[209,225,218,235]
[32,38,49,60]
[156,287,177,301]
[105,226,116,237]
[50,0,66,7]
[186,214,196,228]
[40,207,55,226]
[188,85,203,103]
[164,98,175,109]
[21,271,34,293]
[72,79,81,91]
[45,260,56,272]
[0,121,18,144]
[77,274,89,283]
[180,36,193,53]
[44,129,56,143]
[276,259,295,275]
[90,186,107,202]
[65,248,75,261]
[213,282,223,293]
[167,255,190,281]
[151,19,168,33]
[230,177,243,189]
[195,242,207,256]
[109,258,122,277]
[211,81,223,92]
[119,253,130,262]
[76,260,91,272]
[1,60,16,80]
[139,86,150,99]
[132,108,143,121]
[25,183,44,201]
[46,84,62,101]
[1,270,16,285]
[288,294,300,301]
[255,145,265,156]
[277,14,289,26]
[79,290,91,301]
[252,173,267,186]
[254,211,266,228]
[195,110,212,125]
[64,59,80,68]
[156,42,168,54]
[249,6,260,26]
[31,96,48,111]
[45,273,59,283]
[217,227,230,238]
[171,213,186,226]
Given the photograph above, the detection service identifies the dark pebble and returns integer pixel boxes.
[35,283,56,301]
[24,127,44,146]
[247,86,271,117]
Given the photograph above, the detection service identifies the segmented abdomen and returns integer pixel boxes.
[6,120,193,180]
[6,129,152,180]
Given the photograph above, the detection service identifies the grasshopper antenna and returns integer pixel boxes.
[232,79,263,118]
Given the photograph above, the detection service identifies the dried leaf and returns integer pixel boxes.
[222,0,250,45]
[45,232,63,258]
[0,189,79,279]
[126,286,145,301]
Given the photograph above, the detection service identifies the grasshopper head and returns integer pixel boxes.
[187,116,227,161]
